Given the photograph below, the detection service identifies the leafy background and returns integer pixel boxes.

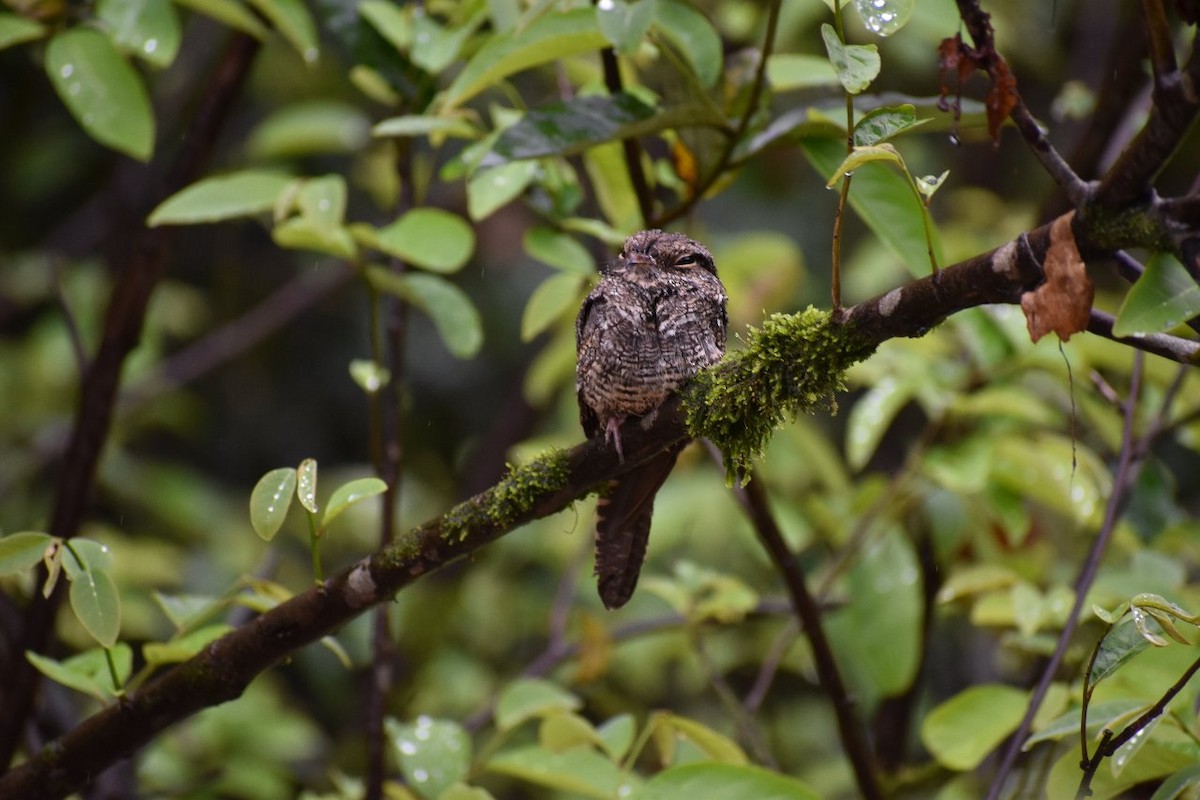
[2,0,1200,798]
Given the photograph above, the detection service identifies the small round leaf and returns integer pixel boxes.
[250,467,298,541]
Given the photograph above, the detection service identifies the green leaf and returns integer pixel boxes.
[825,143,905,188]
[373,114,481,140]
[321,477,387,531]
[370,209,475,273]
[1113,253,1200,337]
[411,9,483,74]
[349,359,390,394]
[358,0,411,52]
[367,269,484,358]
[655,713,747,765]
[522,273,586,342]
[386,717,471,799]
[495,678,582,731]
[148,170,293,226]
[143,624,232,664]
[764,54,838,91]
[27,645,132,700]
[1150,764,1200,800]
[466,160,538,221]
[246,0,318,63]
[820,23,880,94]
[172,0,268,37]
[247,101,371,158]
[652,0,721,88]
[272,217,357,258]
[921,684,1028,770]
[539,712,602,753]
[0,14,46,50]
[597,714,636,760]
[0,531,53,576]
[853,104,925,147]
[802,136,943,276]
[70,567,122,647]
[853,0,914,36]
[1091,617,1153,686]
[487,745,624,799]
[296,458,318,513]
[632,762,819,800]
[61,539,114,578]
[249,467,297,541]
[597,0,655,55]
[441,8,608,109]
[96,0,181,67]
[845,375,916,470]
[152,591,224,630]
[46,28,155,161]
[524,227,594,275]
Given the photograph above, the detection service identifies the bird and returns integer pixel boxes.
[575,229,728,609]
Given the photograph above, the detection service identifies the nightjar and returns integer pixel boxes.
[575,229,728,609]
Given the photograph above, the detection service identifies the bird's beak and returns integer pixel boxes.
[625,251,654,268]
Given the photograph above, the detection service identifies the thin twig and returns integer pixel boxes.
[734,474,884,800]
[1141,0,1178,90]
[1087,309,1200,364]
[985,351,1145,800]
[600,46,654,226]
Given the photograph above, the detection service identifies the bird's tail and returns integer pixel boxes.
[594,446,683,609]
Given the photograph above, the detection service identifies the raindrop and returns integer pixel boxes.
[266,505,275,514]
[399,739,417,755]
[60,64,74,78]
[304,47,318,64]
[598,0,615,9]
[144,39,158,53]
[948,132,961,147]
[413,768,429,783]
[69,83,82,96]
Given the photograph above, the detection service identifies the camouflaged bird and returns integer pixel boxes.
[575,230,728,609]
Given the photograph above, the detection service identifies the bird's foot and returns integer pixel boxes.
[604,417,626,462]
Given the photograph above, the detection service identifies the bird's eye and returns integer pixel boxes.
[675,253,701,268]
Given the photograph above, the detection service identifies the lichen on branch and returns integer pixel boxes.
[684,307,876,478]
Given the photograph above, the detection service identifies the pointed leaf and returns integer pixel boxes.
[97,0,181,67]
[61,539,114,578]
[1114,253,1200,337]
[765,54,839,91]
[820,23,880,94]
[148,170,293,226]
[1091,617,1152,687]
[825,143,905,188]
[46,28,155,160]
[442,8,607,108]
[652,0,721,88]
[371,209,475,273]
[524,227,594,274]
[373,114,481,140]
[368,269,483,358]
[172,0,269,38]
[0,14,46,49]
[656,713,747,765]
[358,0,410,52]
[27,645,132,700]
[0,531,53,576]
[249,467,297,541]
[467,160,538,220]
[495,678,581,731]
[143,624,232,664]
[487,745,624,798]
[597,0,655,55]
[70,567,122,647]
[246,0,318,63]
[248,101,371,158]
[845,375,916,470]
[152,591,225,630]
[522,273,586,342]
[321,477,387,531]
[853,104,924,146]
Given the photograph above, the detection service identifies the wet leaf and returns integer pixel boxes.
[1021,211,1093,342]
[249,467,297,541]
[172,0,268,39]
[652,0,721,88]
[410,9,482,74]
[845,375,916,470]
[385,716,471,799]
[539,711,602,753]
[70,567,122,647]
[654,712,748,765]
[61,539,114,578]
[152,591,224,630]
[1091,617,1152,686]
[247,101,371,158]
[296,458,318,513]
[495,678,581,731]
[597,714,636,760]
[46,28,155,160]
[825,143,905,188]
[597,0,655,54]
[27,644,132,700]
[96,0,181,67]
[245,0,317,62]
[373,114,480,140]
[493,93,653,160]
[524,227,594,275]
[358,0,410,52]
[487,745,624,798]
[820,23,880,94]
[467,161,538,220]
[143,624,232,664]
[349,359,390,394]
[853,104,925,147]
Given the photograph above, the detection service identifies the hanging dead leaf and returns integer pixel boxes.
[986,59,1018,141]
[1020,211,1094,342]
[671,138,699,198]
[572,612,613,683]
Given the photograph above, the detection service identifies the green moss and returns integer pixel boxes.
[439,448,572,543]
[685,307,875,480]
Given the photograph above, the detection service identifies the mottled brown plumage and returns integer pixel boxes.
[576,230,728,609]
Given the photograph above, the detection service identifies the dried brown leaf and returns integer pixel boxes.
[1021,211,1094,342]
[986,59,1018,141]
